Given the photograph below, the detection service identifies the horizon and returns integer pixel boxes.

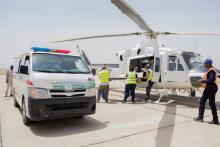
[1,0,220,69]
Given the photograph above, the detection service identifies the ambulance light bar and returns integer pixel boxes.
[31,47,71,54]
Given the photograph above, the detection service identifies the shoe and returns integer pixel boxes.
[122,100,127,103]
[208,120,219,125]
[4,95,7,97]
[194,117,203,122]
[147,99,153,103]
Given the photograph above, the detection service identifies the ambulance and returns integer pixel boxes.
[13,47,96,125]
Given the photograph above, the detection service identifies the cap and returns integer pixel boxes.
[204,58,213,66]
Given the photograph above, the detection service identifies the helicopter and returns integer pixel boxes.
[52,0,220,98]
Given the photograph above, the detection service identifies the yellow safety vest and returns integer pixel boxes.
[127,71,137,84]
[99,70,110,83]
[147,69,153,81]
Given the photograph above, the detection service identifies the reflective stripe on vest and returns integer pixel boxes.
[147,69,153,81]
[127,72,137,84]
[201,67,218,88]
[99,70,110,83]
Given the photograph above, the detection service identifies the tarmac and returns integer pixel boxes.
[0,75,220,147]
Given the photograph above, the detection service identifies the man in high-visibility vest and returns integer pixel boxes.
[97,65,110,103]
[194,59,219,125]
[145,64,154,102]
[123,67,139,103]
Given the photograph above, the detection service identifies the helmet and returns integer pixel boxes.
[204,58,213,66]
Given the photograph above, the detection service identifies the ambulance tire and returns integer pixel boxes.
[13,97,19,108]
[22,101,32,125]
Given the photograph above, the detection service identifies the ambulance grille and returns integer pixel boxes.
[50,89,86,98]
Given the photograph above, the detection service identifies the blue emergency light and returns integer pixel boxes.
[31,47,50,52]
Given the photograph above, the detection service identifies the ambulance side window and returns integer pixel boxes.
[168,56,177,71]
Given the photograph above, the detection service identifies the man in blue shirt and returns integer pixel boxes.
[194,59,219,125]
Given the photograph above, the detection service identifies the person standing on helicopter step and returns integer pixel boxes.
[123,67,139,103]
[97,65,110,103]
[194,58,219,125]
[145,64,154,102]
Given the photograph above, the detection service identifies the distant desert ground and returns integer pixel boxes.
[0,68,7,75]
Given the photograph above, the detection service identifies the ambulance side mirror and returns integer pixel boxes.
[20,65,29,75]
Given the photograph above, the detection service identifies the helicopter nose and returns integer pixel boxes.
[189,72,204,88]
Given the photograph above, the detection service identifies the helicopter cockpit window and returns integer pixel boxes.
[168,56,177,71]
[182,52,202,70]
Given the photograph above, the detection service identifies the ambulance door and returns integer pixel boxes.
[13,58,22,100]
[152,40,161,82]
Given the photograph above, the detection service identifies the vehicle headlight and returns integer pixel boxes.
[28,88,49,99]
[85,88,96,97]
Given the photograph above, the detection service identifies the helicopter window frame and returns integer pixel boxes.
[168,56,177,71]
[177,58,184,71]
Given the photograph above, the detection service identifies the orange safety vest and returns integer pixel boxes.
[200,67,218,88]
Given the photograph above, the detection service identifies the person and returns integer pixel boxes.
[123,67,139,103]
[145,64,154,102]
[194,59,219,125]
[97,65,110,103]
[5,65,14,97]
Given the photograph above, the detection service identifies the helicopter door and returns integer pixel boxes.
[152,49,161,82]
[164,55,187,82]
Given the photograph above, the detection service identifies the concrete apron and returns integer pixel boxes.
[110,88,220,109]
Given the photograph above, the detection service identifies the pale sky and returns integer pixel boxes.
[0,0,220,68]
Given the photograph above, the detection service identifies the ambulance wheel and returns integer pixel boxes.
[13,97,19,108]
[22,101,32,125]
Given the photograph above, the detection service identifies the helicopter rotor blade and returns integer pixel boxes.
[52,32,144,43]
[158,32,220,36]
[111,0,153,34]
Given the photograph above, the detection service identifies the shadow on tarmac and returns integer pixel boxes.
[155,103,176,147]
[28,116,107,137]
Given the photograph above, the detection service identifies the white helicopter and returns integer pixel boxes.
[53,0,220,98]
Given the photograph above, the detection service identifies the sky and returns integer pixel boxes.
[0,0,220,68]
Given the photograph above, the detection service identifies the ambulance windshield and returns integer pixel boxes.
[32,53,90,74]
[182,52,202,70]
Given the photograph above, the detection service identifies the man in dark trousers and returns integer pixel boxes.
[123,67,139,103]
[145,64,154,102]
[194,59,219,125]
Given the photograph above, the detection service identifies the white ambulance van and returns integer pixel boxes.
[13,47,96,125]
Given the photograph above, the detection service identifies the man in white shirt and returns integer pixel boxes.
[5,65,14,97]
